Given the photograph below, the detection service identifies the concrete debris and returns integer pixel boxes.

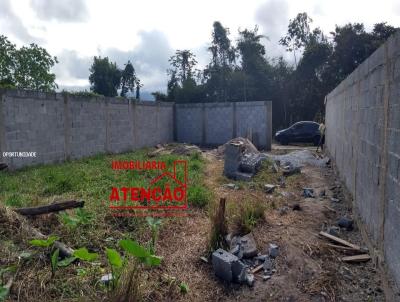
[319,189,326,197]
[263,275,271,281]
[255,254,268,262]
[278,176,286,187]
[268,243,279,258]
[331,198,340,202]
[223,139,267,181]
[246,273,255,287]
[230,233,258,259]
[282,164,301,176]
[223,183,239,190]
[266,150,330,169]
[337,217,354,231]
[200,256,209,263]
[303,188,315,198]
[171,144,201,156]
[218,137,259,155]
[263,257,273,274]
[264,184,276,194]
[271,162,279,173]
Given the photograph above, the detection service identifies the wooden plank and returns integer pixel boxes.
[15,200,84,216]
[341,254,371,262]
[251,264,264,274]
[325,243,360,251]
[319,231,361,250]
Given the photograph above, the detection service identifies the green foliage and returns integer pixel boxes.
[145,217,162,254]
[29,235,59,247]
[120,61,136,97]
[0,286,9,301]
[60,208,93,228]
[179,282,189,294]
[0,35,58,91]
[57,256,76,267]
[106,248,123,268]
[51,248,59,277]
[73,248,99,262]
[89,56,121,97]
[119,239,162,266]
[233,200,266,234]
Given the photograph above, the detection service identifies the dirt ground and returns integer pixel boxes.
[152,146,386,302]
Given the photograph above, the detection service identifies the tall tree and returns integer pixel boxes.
[0,35,58,91]
[120,60,136,97]
[89,56,121,97]
[279,12,313,67]
[204,21,236,102]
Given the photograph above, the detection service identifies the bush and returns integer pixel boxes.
[233,200,265,234]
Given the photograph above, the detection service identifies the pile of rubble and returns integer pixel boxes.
[212,232,279,286]
[223,138,267,181]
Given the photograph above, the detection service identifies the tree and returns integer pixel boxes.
[135,78,142,99]
[279,12,313,67]
[0,35,58,91]
[89,56,121,97]
[120,61,136,97]
[168,50,197,84]
[203,21,236,102]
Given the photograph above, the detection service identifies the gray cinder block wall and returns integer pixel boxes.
[325,30,400,290]
[175,101,272,150]
[0,89,174,169]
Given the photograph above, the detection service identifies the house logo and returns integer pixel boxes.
[108,160,188,216]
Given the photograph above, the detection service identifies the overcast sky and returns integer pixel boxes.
[1,0,400,97]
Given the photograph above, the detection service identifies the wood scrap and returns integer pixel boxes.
[251,264,263,274]
[341,254,371,263]
[319,231,361,250]
[14,200,85,216]
[325,243,361,252]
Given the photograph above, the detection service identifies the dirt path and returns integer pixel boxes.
[152,148,385,302]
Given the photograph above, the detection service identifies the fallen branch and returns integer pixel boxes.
[319,231,361,250]
[14,200,84,216]
[325,243,361,252]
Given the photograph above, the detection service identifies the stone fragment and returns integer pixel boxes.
[239,233,258,258]
[245,273,255,287]
[337,217,354,231]
[268,243,279,258]
[212,249,239,282]
[264,184,276,194]
[263,275,271,281]
[303,188,315,198]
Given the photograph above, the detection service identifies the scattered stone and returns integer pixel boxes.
[263,275,271,281]
[264,184,276,194]
[278,206,289,216]
[292,203,301,211]
[319,189,326,197]
[268,243,279,258]
[212,249,246,283]
[327,226,340,236]
[239,233,258,258]
[223,183,239,190]
[200,256,209,263]
[337,217,354,231]
[282,166,301,176]
[303,188,315,198]
[331,198,340,202]
[263,257,273,274]
[278,176,286,188]
[272,163,279,173]
[171,144,201,156]
[100,273,113,285]
[246,273,255,287]
[255,255,268,262]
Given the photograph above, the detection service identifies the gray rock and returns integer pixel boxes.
[246,273,255,287]
[327,226,340,236]
[263,257,273,274]
[337,217,354,231]
[268,243,279,258]
[239,233,258,258]
[303,188,315,198]
[223,183,239,190]
[263,275,271,281]
[255,254,268,262]
[264,184,276,194]
[282,166,301,176]
[278,206,289,216]
[232,259,247,283]
[330,197,340,202]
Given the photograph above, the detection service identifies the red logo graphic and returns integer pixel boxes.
[108,160,188,216]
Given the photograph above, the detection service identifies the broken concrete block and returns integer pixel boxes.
[240,153,264,174]
[245,273,255,287]
[240,233,258,258]
[268,243,279,258]
[223,183,239,190]
[263,257,273,274]
[100,273,113,285]
[232,259,247,283]
[212,249,238,282]
[264,184,276,194]
[282,166,301,176]
[223,143,243,179]
[337,217,354,231]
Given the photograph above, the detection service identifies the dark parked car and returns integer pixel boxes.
[275,121,321,145]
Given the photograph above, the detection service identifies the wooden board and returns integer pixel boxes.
[319,231,361,250]
[341,254,371,262]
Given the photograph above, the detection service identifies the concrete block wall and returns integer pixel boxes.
[0,89,174,169]
[175,101,272,150]
[325,30,400,289]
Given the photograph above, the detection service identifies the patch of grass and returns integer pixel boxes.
[187,185,210,207]
[231,199,266,234]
